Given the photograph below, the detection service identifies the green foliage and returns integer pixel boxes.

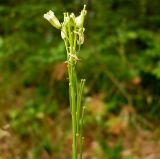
[101,138,123,159]
[1,0,160,158]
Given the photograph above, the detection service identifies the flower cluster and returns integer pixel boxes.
[44,6,87,159]
[44,5,87,63]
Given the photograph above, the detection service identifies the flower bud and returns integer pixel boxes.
[61,24,67,39]
[70,13,76,24]
[70,13,76,21]
[61,30,65,39]
[75,5,87,28]
[44,10,61,29]
[77,28,85,45]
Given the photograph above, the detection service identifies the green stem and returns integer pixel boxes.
[68,20,78,158]
[64,15,85,159]
[79,106,85,159]
[76,79,85,133]
[68,63,77,159]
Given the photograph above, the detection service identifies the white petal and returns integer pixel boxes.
[44,14,51,21]
[76,16,81,26]
[48,10,54,17]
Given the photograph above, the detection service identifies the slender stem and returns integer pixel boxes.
[79,106,85,159]
[67,19,78,158]
[67,43,85,159]
[77,79,85,133]
[64,12,86,159]
[68,62,77,159]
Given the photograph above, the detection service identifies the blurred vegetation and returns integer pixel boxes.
[0,0,160,159]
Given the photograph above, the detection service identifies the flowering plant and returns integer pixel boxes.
[44,5,87,159]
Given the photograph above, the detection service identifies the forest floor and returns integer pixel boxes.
[0,105,160,159]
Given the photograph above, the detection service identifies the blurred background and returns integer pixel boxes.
[0,0,160,158]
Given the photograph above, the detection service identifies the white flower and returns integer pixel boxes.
[75,15,81,27]
[75,5,87,28]
[77,28,85,45]
[44,10,61,29]
[61,22,67,39]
